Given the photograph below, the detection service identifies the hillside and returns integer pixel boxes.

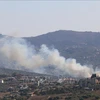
[0,67,51,77]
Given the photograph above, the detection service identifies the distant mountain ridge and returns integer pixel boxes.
[25,30,100,48]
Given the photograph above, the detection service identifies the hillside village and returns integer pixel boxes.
[0,72,100,100]
[0,0,100,100]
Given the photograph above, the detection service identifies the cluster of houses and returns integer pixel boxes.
[57,78,77,84]
[0,73,100,99]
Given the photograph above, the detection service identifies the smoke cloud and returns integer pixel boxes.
[0,37,95,78]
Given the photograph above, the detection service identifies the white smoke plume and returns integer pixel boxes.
[0,37,95,78]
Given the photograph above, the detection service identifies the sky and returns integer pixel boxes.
[0,1,100,37]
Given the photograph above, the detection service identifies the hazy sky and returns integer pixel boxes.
[0,1,100,37]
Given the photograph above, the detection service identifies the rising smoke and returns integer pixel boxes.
[0,36,95,78]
